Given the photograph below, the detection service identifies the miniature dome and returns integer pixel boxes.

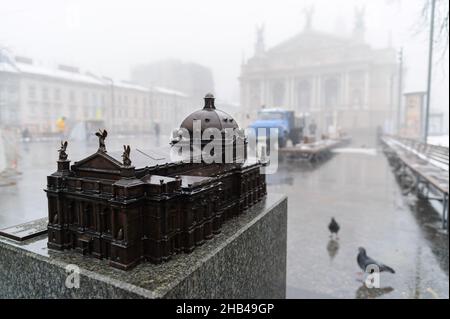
[179,93,239,134]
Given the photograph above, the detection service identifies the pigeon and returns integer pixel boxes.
[357,247,395,274]
[328,217,340,238]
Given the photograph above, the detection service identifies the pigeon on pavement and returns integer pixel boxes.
[328,217,340,239]
[357,247,395,274]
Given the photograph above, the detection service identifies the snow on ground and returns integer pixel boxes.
[332,148,377,156]
[428,135,449,147]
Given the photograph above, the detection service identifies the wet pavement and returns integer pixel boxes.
[269,148,449,299]
[0,137,448,299]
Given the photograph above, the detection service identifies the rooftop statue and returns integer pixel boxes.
[95,129,108,152]
[122,145,132,167]
[302,5,314,31]
[354,5,366,31]
[58,141,68,161]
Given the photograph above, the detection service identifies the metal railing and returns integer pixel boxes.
[382,135,449,231]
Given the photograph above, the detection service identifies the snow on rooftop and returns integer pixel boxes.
[0,50,20,73]
[152,86,188,97]
[0,61,19,73]
[115,81,149,92]
[0,54,190,97]
[15,62,106,86]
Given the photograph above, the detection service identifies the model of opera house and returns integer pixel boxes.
[45,94,267,270]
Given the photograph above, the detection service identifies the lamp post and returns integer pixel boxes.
[396,48,403,135]
[424,0,436,143]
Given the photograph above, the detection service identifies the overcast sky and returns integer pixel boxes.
[0,0,448,113]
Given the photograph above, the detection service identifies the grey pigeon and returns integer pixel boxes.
[328,217,340,238]
[357,247,395,274]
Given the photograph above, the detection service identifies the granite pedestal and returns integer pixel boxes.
[0,193,287,299]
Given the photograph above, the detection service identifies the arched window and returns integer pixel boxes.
[323,78,339,108]
[102,208,111,234]
[84,204,92,229]
[273,82,285,106]
[250,80,260,108]
[351,89,363,109]
[297,80,311,111]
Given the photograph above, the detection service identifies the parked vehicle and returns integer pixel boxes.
[248,109,309,148]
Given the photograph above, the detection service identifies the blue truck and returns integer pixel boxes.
[248,108,308,148]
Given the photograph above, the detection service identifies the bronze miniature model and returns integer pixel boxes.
[45,94,266,270]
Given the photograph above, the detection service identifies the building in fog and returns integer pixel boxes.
[131,59,214,101]
[239,8,400,141]
[108,81,190,134]
[0,51,191,135]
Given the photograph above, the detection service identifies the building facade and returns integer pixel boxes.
[131,59,215,102]
[0,51,192,135]
[239,10,400,142]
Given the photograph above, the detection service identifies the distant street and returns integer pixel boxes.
[0,137,448,299]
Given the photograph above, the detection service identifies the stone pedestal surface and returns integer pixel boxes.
[0,193,287,299]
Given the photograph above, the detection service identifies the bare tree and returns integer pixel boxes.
[419,0,449,59]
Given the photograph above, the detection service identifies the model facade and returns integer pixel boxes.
[45,94,266,270]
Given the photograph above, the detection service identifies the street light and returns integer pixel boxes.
[424,0,436,143]
[397,48,403,135]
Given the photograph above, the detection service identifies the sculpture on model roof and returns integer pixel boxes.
[122,145,132,167]
[58,141,68,161]
[95,129,108,152]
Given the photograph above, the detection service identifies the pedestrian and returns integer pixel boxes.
[22,128,32,142]
[0,127,6,174]
[154,121,161,146]
[309,120,317,137]
[154,122,160,137]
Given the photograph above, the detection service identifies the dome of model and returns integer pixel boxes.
[179,93,239,134]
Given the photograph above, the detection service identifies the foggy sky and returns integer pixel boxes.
[0,0,448,115]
